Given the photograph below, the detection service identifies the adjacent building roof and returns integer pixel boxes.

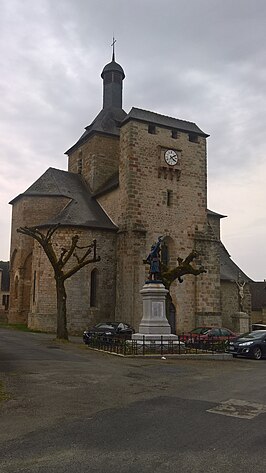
[220,243,252,282]
[10,168,117,231]
[122,107,209,137]
[249,282,266,310]
[0,261,10,291]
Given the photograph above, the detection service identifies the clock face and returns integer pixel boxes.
[164,149,178,166]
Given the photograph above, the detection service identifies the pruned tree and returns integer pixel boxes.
[161,250,207,289]
[17,224,100,340]
[160,250,207,326]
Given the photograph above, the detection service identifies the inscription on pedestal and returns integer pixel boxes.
[152,301,164,319]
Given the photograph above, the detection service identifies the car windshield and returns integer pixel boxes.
[191,328,211,335]
[94,323,117,329]
[239,331,266,340]
[252,324,266,331]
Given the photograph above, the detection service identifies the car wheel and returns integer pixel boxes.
[252,347,262,360]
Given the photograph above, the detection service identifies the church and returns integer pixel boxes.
[8,51,252,335]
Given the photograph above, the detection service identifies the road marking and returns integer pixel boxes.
[207,399,266,419]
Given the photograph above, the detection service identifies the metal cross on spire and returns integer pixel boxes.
[111,36,116,61]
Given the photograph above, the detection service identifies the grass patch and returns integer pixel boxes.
[0,322,31,332]
[0,322,44,333]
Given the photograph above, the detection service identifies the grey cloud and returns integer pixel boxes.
[0,0,266,278]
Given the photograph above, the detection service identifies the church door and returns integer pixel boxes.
[168,302,176,334]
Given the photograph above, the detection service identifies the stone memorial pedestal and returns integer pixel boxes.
[132,281,180,342]
[231,311,250,334]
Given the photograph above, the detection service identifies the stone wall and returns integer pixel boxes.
[113,119,220,332]
[118,120,207,233]
[28,227,117,334]
[207,214,221,240]
[97,187,121,226]
[194,230,222,327]
[68,134,120,193]
[9,195,70,324]
[115,228,147,329]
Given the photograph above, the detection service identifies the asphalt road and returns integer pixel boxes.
[0,327,265,473]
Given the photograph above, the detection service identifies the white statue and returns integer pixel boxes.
[236,279,246,312]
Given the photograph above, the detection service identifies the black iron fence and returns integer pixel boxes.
[85,334,231,356]
[179,333,232,353]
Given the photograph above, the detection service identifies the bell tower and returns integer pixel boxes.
[101,38,125,109]
[66,41,126,193]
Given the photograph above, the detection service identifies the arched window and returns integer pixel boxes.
[14,275,19,299]
[90,269,98,307]
[161,236,175,268]
[161,242,169,266]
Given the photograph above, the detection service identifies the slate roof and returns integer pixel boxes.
[66,105,209,155]
[10,168,117,231]
[92,172,119,198]
[101,60,125,79]
[249,282,266,310]
[207,209,227,219]
[220,243,252,282]
[122,107,209,137]
[0,261,10,291]
[65,107,127,154]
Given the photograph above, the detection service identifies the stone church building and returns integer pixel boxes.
[8,53,252,334]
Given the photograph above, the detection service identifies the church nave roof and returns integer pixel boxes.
[10,168,118,231]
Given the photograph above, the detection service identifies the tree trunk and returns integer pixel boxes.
[55,277,68,340]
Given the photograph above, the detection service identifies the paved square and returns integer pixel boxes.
[207,399,266,419]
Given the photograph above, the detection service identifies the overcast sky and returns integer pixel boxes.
[1,0,266,280]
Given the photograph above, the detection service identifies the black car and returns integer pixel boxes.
[83,322,135,345]
[252,323,266,331]
[229,330,266,360]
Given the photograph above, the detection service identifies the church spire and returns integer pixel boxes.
[101,39,125,109]
[111,36,116,62]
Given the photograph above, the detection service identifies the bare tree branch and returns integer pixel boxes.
[161,250,207,288]
[42,224,61,243]
[17,225,100,340]
[63,254,101,280]
[58,247,68,265]
[60,235,79,267]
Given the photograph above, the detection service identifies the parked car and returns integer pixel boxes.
[228,330,266,360]
[83,322,135,345]
[252,323,266,331]
[181,327,237,345]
